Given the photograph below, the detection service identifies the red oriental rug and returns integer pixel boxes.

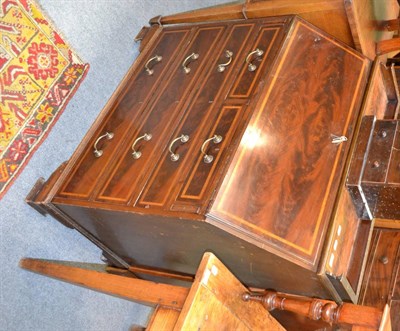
[0,0,89,199]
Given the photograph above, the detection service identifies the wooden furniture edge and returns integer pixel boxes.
[134,25,160,52]
[377,39,400,56]
[19,258,190,309]
[374,219,400,229]
[390,64,400,118]
[25,162,75,229]
[148,0,354,48]
[173,252,285,330]
[26,177,51,216]
[146,306,181,331]
[149,0,345,25]
[128,265,194,283]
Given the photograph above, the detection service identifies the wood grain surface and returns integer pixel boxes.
[138,23,257,208]
[59,27,189,199]
[32,15,372,303]
[210,18,369,269]
[174,252,284,330]
[98,25,226,204]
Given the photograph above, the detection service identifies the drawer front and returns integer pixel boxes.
[58,27,190,199]
[176,105,242,205]
[209,18,370,270]
[136,23,258,209]
[360,229,400,308]
[158,19,288,212]
[359,229,400,331]
[228,24,285,99]
[358,120,400,220]
[96,25,226,204]
[362,120,398,183]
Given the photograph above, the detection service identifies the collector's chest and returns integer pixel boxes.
[29,15,374,301]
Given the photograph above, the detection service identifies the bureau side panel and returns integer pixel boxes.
[53,203,333,299]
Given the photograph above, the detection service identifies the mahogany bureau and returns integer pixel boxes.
[28,15,372,302]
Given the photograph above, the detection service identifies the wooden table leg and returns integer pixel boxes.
[19,258,189,309]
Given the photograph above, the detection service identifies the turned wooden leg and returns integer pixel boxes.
[243,290,389,330]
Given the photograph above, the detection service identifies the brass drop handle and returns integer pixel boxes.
[217,50,233,72]
[145,55,162,75]
[131,133,152,159]
[201,135,223,164]
[93,132,114,158]
[182,53,199,74]
[246,48,264,72]
[169,134,190,162]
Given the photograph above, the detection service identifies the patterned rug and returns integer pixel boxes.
[0,0,88,199]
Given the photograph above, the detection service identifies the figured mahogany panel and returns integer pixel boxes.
[209,18,370,270]
[58,28,189,199]
[96,25,226,204]
[137,23,257,208]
